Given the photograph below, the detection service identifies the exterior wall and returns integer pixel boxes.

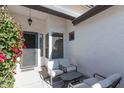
[67,6,124,87]
[10,12,47,33]
[66,20,76,65]
[46,15,68,64]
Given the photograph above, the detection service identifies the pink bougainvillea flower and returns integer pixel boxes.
[14,53,21,57]
[0,53,8,63]
[0,51,3,54]
[12,47,19,53]
[19,31,23,36]
[16,49,23,57]
[17,52,22,57]
[22,42,26,49]
[12,47,23,54]
[0,54,7,60]
[12,58,16,63]
[0,58,4,63]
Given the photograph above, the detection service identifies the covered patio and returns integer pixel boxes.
[1,5,124,88]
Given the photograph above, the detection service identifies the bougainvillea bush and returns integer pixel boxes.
[0,6,25,88]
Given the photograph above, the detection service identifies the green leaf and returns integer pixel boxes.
[0,45,4,50]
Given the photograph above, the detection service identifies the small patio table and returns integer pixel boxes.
[60,71,87,87]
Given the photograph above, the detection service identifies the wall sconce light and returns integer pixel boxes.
[28,8,32,26]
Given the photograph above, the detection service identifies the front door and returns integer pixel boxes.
[21,31,38,69]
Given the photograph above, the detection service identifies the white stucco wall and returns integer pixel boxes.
[47,15,68,62]
[67,6,124,87]
[10,12,47,33]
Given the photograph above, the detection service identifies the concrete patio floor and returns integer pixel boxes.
[14,70,51,88]
[14,69,87,88]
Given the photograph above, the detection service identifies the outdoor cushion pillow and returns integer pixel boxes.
[66,65,76,72]
[92,79,112,88]
[59,59,70,67]
[48,61,59,70]
[73,83,90,88]
[106,73,121,83]
[51,69,63,77]
[83,77,99,86]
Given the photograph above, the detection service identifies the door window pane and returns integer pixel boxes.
[45,34,49,58]
[40,34,43,57]
[52,32,63,59]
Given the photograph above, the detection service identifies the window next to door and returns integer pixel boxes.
[52,32,63,59]
[40,34,43,57]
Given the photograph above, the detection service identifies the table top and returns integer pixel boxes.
[60,71,84,81]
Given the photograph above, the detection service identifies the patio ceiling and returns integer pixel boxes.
[22,5,75,20]
[22,5,96,20]
[42,5,95,18]
[22,5,113,25]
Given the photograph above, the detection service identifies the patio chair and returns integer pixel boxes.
[59,59,77,73]
[68,73,122,88]
[39,66,50,84]
[47,60,64,85]
[39,66,50,81]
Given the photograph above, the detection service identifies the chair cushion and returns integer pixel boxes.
[48,61,59,70]
[83,77,99,86]
[59,59,70,67]
[73,83,90,88]
[106,73,121,83]
[51,69,63,77]
[92,79,112,88]
[66,65,76,72]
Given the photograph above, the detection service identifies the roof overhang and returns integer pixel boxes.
[72,5,113,25]
[0,5,113,25]
[22,5,75,20]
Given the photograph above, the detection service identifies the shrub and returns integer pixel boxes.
[0,6,24,88]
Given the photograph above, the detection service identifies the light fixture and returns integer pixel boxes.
[28,8,32,26]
